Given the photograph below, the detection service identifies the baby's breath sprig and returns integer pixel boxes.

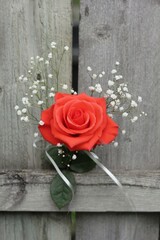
[15,42,69,124]
[87,61,147,147]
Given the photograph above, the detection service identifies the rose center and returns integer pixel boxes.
[72,110,82,119]
[69,108,85,125]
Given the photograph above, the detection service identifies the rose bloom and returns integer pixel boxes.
[38,93,118,151]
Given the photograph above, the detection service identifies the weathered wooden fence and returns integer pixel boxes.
[0,0,160,239]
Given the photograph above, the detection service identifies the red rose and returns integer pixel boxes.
[38,93,118,151]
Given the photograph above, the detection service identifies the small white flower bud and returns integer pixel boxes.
[39,120,44,126]
[114,142,118,147]
[22,108,27,113]
[108,80,114,87]
[58,149,63,155]
[23,77,28,82]
[51,87,55,91]
[131,116,138,123]
[72,154,77,160]
[39,57,44,62]
[14,105,19,110]
[122,112,128,117]
[122,130,126,135]
[64,46,69,51]
[34,132,38,138]
[110,101,115,107]
[92,74,97,79]
[102,71,105,75]
[48,53,52,59]
[89,86,95,91]
[45,60,49,65]
[87,66,92,71]
[41,86,46,90]
[49,92,55,97]
[108,114,113,118]
[111,94,117,100]
[17,110,22,116]
[115,99,120,106]
[48,74,53,78]
[126,93,132,99]
[51,41,56,47]
[115,75,120,80]
[106,89,114,95]
[24,116,29,122]
[131,100,138,108]
[99,74,103,78]
[111,69,117,74]
[95,83,102,93]
[115,61,120,65]
[138,96,142,102]
[62,84,68,90]
[32,90,38,94]
[57,143,62,147]
[123,87,128,92]
[38,100,44,105]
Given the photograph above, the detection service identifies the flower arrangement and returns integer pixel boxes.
[15,42,145,209]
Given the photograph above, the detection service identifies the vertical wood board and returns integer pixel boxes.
[76,213,159,240]
[79,0,160,170]
[0,212,71,240]
[0,0,72,169]
[0,0,72,239]
[78,0,160,239]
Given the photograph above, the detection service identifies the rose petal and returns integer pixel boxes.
[99,116,119,144]
[40,105,54,125]
[38,125,59,145]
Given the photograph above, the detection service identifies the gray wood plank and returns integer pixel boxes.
[76,213,159,240]
[0,212,70,240]
[79,0,160,170]
[78,0,160,239]
[0,0,72,169]
[0,169,160,212]
[0,0,72,239]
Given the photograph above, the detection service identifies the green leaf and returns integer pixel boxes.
[50,170,76,209]
[70,151,96,173]
[47,146,71,169]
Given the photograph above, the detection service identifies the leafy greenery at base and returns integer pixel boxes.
[48,145,96,208]
[70,151,96,173]
[50,170,76,209]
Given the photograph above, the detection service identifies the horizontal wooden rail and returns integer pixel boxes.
[0,170,160,212]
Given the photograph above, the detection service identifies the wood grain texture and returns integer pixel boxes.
[0,0,72,169]
[0,1,72,239]
[78,0,160,239]
[0,212,71,240]
[76,213,159,240]
[0,169,160,212]
[79,0,160,170]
